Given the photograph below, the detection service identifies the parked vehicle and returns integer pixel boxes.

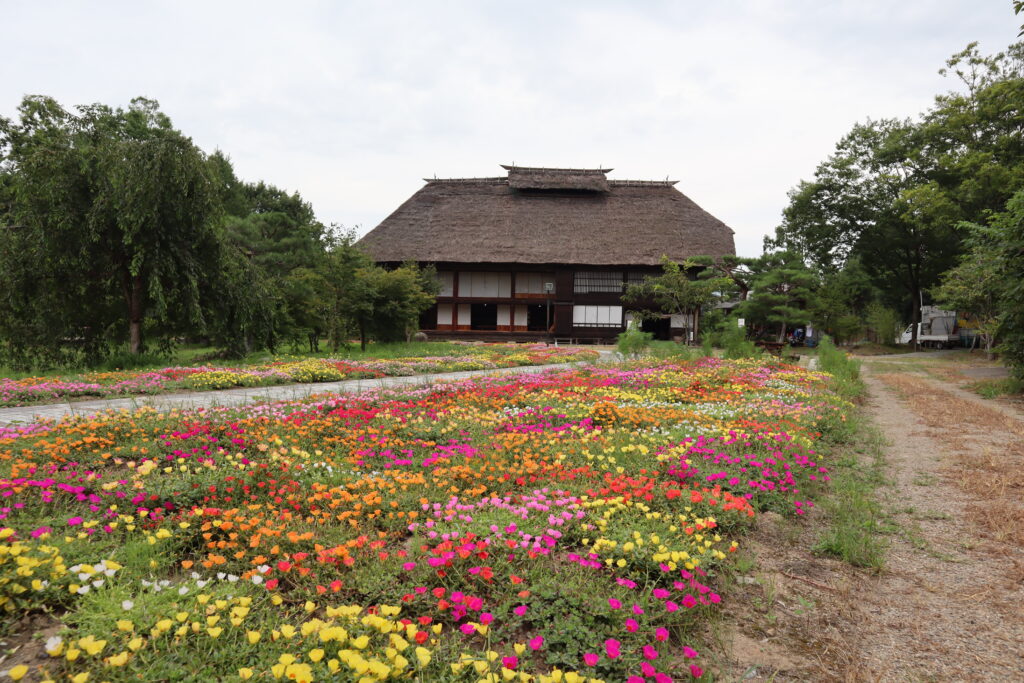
[897,306,959,347]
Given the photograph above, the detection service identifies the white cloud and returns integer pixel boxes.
[1,0,1018,255]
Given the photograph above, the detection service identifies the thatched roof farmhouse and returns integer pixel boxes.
[358,165,735,341]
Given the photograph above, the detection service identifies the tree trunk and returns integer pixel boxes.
[777,322,787,344]
[128,274,144,355]
[359,321,367,352]
[910,294,920,351]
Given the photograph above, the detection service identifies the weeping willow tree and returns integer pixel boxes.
[0,96,219,360]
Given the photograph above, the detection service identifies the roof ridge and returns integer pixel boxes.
[609,179,679,187]
[423,177,507,184]
[501,165,612,174]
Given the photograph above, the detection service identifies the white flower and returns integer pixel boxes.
[227,574,238,583]
[91,579,104,588]
[251,576,263,585]
[121,600,134,610]
[76,585,90,595]
[178,586,189,595]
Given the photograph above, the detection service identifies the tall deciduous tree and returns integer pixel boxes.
[769,42,1024,347]
[0,96,218,357]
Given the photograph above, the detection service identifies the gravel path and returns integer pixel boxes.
[0,358,611,426]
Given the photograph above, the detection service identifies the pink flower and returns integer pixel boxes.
[632,603,645,615]
[502,656,518,669]
[529,636,544,651]
[652,588,670,598]
[480,612,494,624]
[583,653,600,667]
[690,664,704,678]
[402,562,416,571]
[683,646,698,659]
[655,627,669,642]
[641,661,657,676]
[67,516,83,526]
[682,594,697,608]
[460,623,476,635]
[513,605,528,616]
[625,618,639,632]
[628,678,645,683]
[604,639,621,659]
[665,600,679,612]
[643,645,659,660]
[654,674,672,683]
[608,598,622,609]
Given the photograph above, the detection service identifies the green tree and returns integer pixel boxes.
[0,96,219,358]
[769,42,1024,348]
[623,256,729,340]
[739,252,819,342]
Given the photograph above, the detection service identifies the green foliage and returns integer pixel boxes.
[738,251,819,341]
[0,96,220,364]
[864,303,902,346]
[994,190,1024,377]
[718,323,760,359]
[616,324,653,358]
[624,255,729,338]
[816,336,864,400]
[769,41,1024,344]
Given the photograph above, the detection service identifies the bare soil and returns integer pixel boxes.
[713,358,1024,681]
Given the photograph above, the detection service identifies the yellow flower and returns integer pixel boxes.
[7,665,28,681]
[239,668,254,680]
[247,630,261,645]
[350,635,369,650]
[65,648,81,661]
[414,647,431,667]
[279,624,296,639]
[308,648,325,662]
[71,674,89,683]
[207,627,223,638]
[116,619,134,632]
[304,600,316,613]
[107,651,130,667]
[127,638,144,652]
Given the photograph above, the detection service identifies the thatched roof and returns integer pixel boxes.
[359,165,736,266]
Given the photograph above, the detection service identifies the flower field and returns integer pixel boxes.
[0,357,848,682]
[0,345,598,407]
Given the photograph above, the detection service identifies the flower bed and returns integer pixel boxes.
[0,357,847,681]
[0,344,599,407]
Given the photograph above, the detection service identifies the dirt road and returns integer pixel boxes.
[717,358,1024,681]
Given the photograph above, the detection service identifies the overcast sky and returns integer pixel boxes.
[3,1,1019,256]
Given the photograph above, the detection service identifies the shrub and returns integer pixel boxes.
[616,325,653,359]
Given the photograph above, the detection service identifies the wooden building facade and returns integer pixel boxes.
[358,165,736,342]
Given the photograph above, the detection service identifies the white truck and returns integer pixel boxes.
[897,306,959,348]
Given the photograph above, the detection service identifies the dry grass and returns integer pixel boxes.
[876,373,1024,546]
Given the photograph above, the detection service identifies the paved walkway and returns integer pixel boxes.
[0,359,611,426]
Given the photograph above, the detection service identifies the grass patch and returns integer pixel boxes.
[969,376,1024,399]
[813,413,888,569]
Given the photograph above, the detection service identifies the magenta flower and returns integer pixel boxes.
[690,664,704,678]
[529,636,544,650]
[625,618,639,632]
[67,516,83,525]
[604,638,621,659]
[643,645,659,660]
[513,605,528,616]
[628,678,644,683]
[583,653,599,667]
[608,598,622,609]
[683,646,698,659]
[402,562,416,570]
[480,612,493,624]
[655,627,669,642]
[502,656,518,669]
